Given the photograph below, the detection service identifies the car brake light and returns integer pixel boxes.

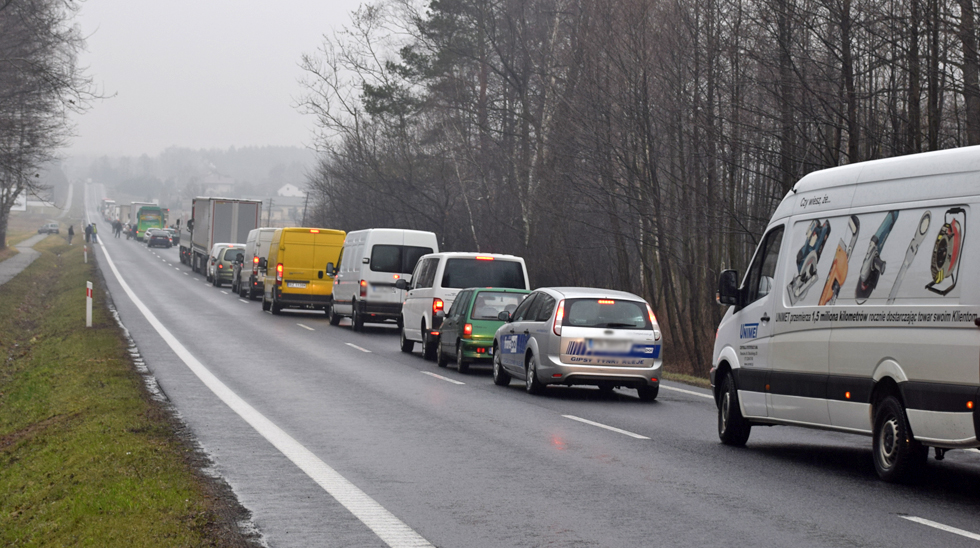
[253,256,259,264]
[276,263,283,284]
[598,299,615,305]
[360,280,367,297]
[218,264,223,269]
[553,299,565,336]
[433,298,444,314]
[463,323,472,337]
[310,229,320,233]
[475,256,494,260]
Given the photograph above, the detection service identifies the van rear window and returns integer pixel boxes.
[565,299,651,330]
[441,258,526,289]
[371,245,434,274]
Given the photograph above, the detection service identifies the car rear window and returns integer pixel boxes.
[565,298,651,330]
[371,245,434,274]
[470,292,527,320]
[441,258,526,289]
[223,248,243,260]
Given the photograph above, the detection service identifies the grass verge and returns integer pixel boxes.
[0,246,18,262]
[0,236,258,546]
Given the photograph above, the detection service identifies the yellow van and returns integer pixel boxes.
[260,227,346,315]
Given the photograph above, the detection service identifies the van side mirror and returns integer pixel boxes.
[497,311,511,322]
[258,257,267,269]
[326,262,335,276]
[717,269,741,307]
[395,279,409,290]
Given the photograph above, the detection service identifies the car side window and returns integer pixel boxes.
[512,293,539,322]
[447,291,469,318]
[744,225,785,305]
[534,294,556,322]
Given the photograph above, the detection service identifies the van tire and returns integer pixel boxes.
[271,298,282,315]
[873,396,927,482]
[718,374,751,446]
[456,344,469,374]
[525,353,544,395]
[423,330,438,361]
[352,303,364,331]
[329,306,342,326]
[492,348,510,386]
[399,327,414,353]
[261,295,271,312]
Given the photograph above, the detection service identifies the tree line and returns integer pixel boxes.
[302,0,980,375]
[0,0,91,249]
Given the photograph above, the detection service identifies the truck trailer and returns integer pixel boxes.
[180,197,262,275]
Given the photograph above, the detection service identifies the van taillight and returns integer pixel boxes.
[253,256,259,264]
[463,323,472,337]
[433,298,444,314]
[360,280,367,297]
[276,263,283,284]
[553,299,565,336]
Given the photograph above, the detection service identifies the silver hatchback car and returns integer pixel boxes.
[492,287,663,400]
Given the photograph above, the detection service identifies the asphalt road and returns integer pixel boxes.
[83,184,980,547]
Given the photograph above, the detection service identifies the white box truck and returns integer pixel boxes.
[181,197,262,275]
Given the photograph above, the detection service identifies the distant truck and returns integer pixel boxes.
[180,197,262,275]
[135,205,165,240]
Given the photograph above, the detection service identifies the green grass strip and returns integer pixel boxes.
[0,237,251,546]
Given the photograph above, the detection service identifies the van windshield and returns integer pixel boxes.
[565,299,651,330]
[441,258,526,289]
[371,245,434,274]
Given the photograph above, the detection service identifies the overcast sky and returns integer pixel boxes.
[66,0,364,158]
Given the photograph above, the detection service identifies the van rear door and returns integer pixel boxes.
[282,230,315,297]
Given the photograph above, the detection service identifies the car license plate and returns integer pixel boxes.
[588,339,631,352]
[286,282,307,289]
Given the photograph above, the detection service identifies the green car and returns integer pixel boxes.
[436,287,531,373]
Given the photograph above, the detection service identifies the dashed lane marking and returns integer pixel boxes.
[239,299,249,304]
[421,371,464,385]
[221,291,229,295]
[297,323,315,331]
[92,228,434,548]
[562,415,650,440]
[345,343,371,353]
[901,516,980,541]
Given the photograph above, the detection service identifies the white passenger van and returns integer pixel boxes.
[712,146,980,482]
[397,252,530,360]
[237,227,277,300]
[330,229,438,330]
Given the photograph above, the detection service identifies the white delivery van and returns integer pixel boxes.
[237,227,277,300]
[330,229,438,330]
[712,146,980,482]
[396,252,530,360]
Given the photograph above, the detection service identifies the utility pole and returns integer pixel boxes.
[301,191,309,226]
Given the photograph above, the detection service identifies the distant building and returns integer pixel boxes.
[202,173,236,195]
[277,183,305,197]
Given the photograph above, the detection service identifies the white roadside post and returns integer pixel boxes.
[86,281,93,327]
[83,245,88,263]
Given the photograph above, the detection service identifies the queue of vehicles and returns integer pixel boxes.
[119,145,980,485]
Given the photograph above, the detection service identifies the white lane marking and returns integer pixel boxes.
[92,235,433,548]
[661,384,713,399]
[345,343,372,353]
[562,415,650,440]
[183,272,189,276]
[901,516,980,541]
[239,299,249,304]
[175,268,180,271]
[421,371,464,385]
[966,448,980,454]
[297,323,315,331]
[221,291,229,295]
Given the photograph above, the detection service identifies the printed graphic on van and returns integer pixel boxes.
[819,215,860,306]
[740,323,759,339]
[887,211,931,303]
[787,219,831,304]
[926,207,966,296]
[855,210,899,304]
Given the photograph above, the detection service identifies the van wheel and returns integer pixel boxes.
[423,330,438,361]
[525,353,544,395]
[718,374,751,446]
[271,298,282,315]
[456,344,469,374]
[873,396,927,482]
[329,306,342,326]
[352,302,364,331]
[492,347,510,386]
[399,327,414,353]
[261,294,271,312]
[637,385,659,402]
[436,340,449,367]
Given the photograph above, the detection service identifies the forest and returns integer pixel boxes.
[301,0,980,375]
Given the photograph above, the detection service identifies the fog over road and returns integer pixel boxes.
[84,184,980,547]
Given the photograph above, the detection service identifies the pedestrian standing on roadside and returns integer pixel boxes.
[84,224,91,243]
[67,225,74,245]
[91,224,98,243]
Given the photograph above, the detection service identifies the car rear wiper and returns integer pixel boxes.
[603,322,639,328]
